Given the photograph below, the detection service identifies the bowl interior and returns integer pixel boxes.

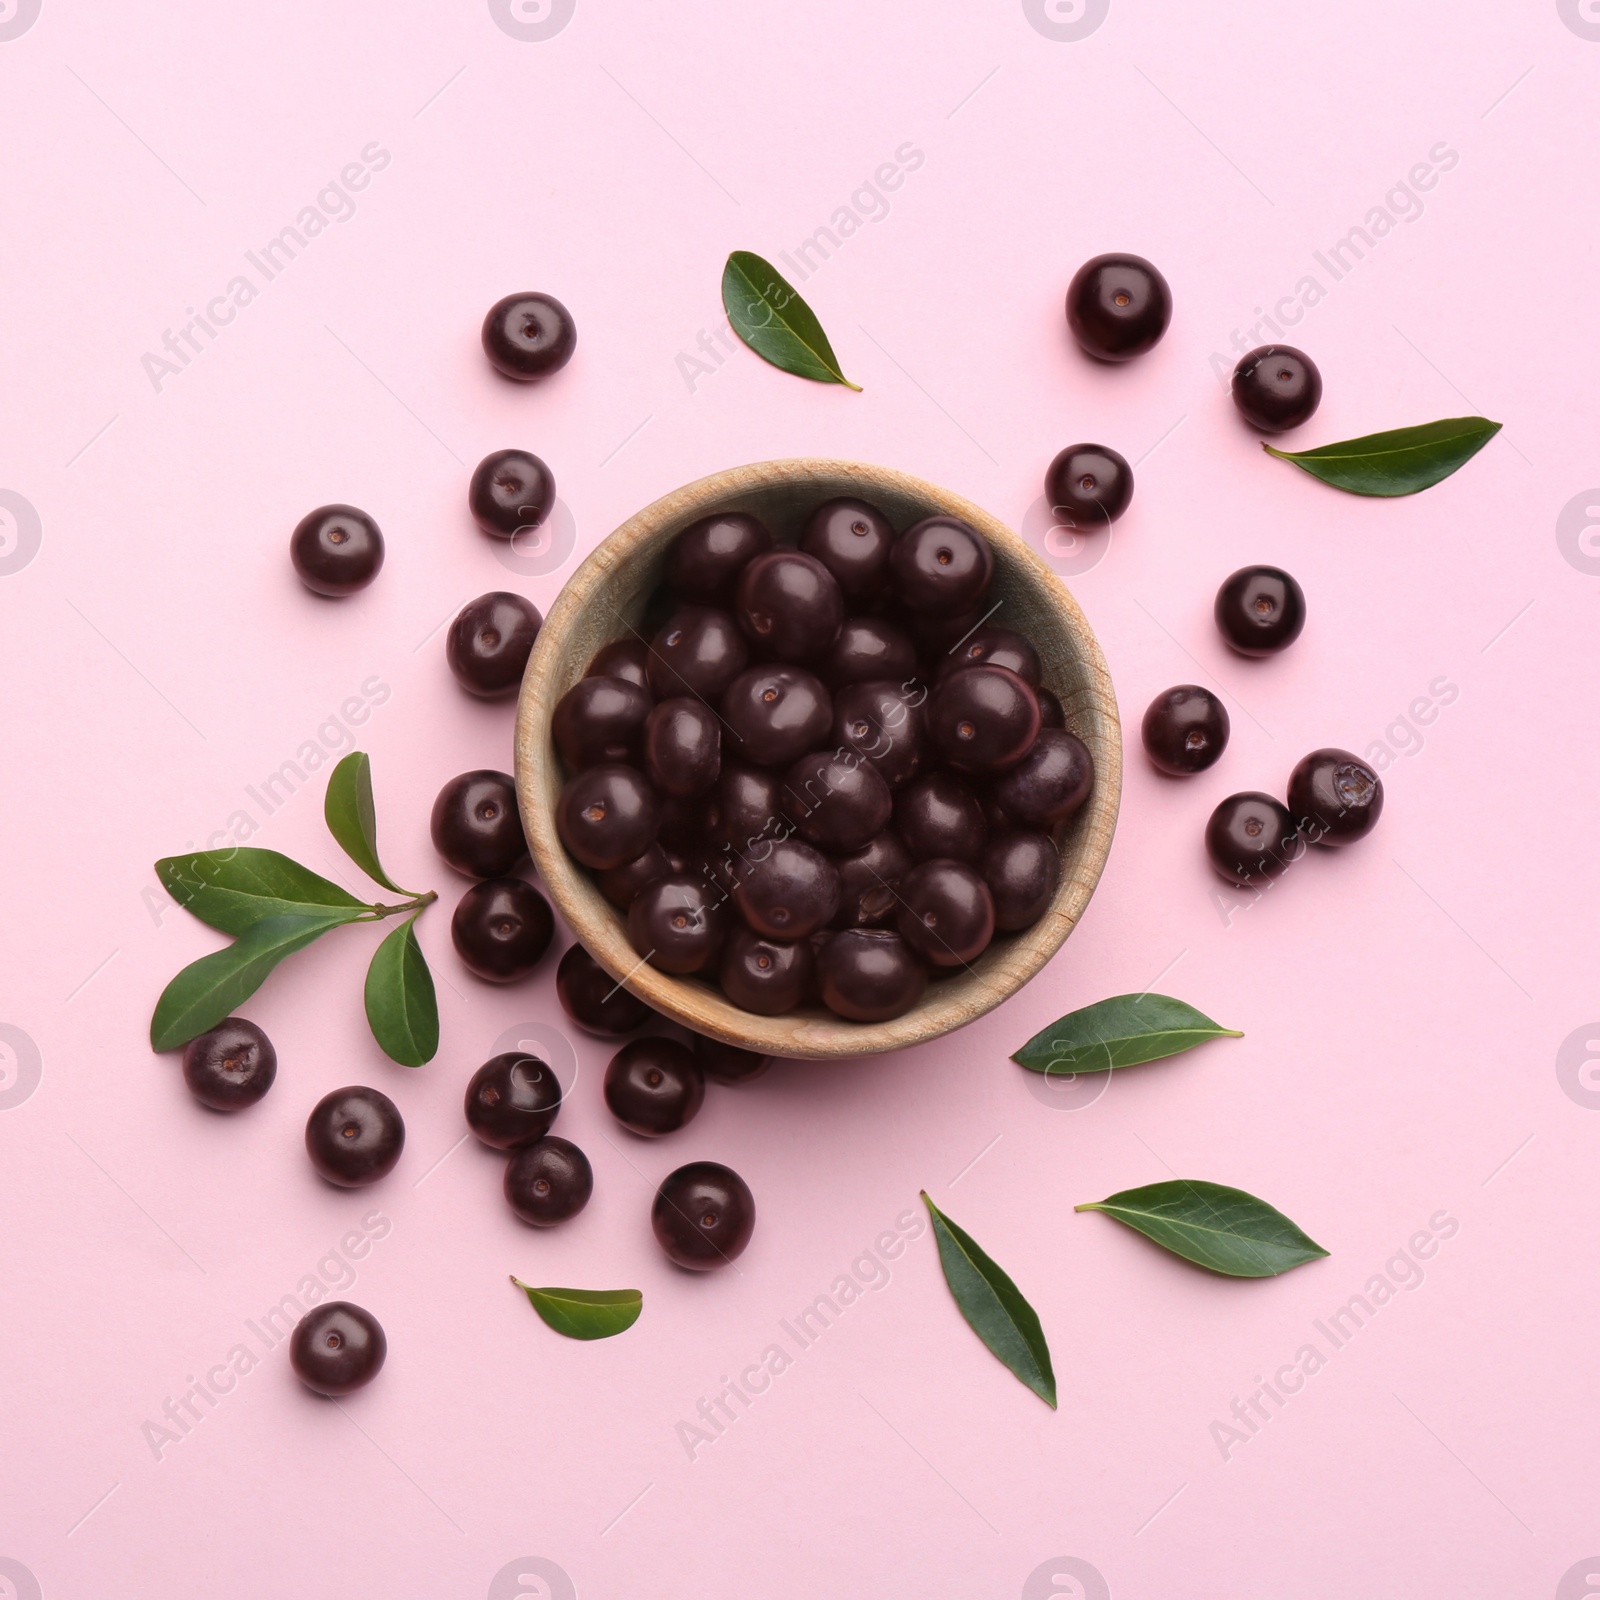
[514,458,1121,1059]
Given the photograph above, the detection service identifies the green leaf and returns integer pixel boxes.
[1075,1179,1329,1278]
[325,752,411,895]
[150,911,356,1052]
[510,1280,643,1340]
[157,848,370,935]
[363,913,438,1067]
[1263,416,1501,497]
[1011,993,1242,1075]
[920,1191,1055,1407]
[721,250,862,391]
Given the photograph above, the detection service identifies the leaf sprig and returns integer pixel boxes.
[150,752,439,1065]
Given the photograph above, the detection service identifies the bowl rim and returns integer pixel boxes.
[514,456,1121,1059]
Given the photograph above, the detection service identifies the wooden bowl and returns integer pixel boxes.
[514,458,1121,1060]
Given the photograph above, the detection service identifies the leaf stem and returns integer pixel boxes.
[360,889,438,922]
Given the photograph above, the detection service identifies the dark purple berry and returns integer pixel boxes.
[604,1037,705,1136]
[652,1161,754,1270]
[992,729,1094,828]
[667,512,774,603]
[1215,566,1306,657]
[1288,748,1382,845]
[482,291,576,381]
[504,1136,593,1225]
[556,943,651,1036]
[290,1302,386,1395]
[1065,252,1172,361]
[182,1018,276,1111]
[1205,792,1300,884]
[1045,444,1134,527]
[451,878,554,982]
[887,517,993,618]
[1141,686,1229,776]
[430,770,527,878]
[556,764,659,870]
[290,505,383,597]
[464,1053,560,1150]
[469,449,555,539]
[305,1087,404,1187]
[895,860,995,969]
[815,929,927,1022]
[1232,345,1322,432]
[735,550,844,662]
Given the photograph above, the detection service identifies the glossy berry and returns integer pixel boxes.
[992,729,1094,828]
[481,291,576,382]
[936,627,1041,688]
[290,1302,386,1396]
[732,838,840,940]
[645,698,721,797]
[735,550,843,662]
[1288,748,1383,845]
[504,1136,593,1226]
[715,763,787,857]
[1045,444,1134,528]
[1205,791,1300,883]
[1065,252,1172,361]
[553,676,651,771]
[464,1052,561,1150]
[586,638,652,694]
[783,750,893,853]
[182,1018,276,1111]
[816,929,927,1022]
[1215,566,1306,657]
[832,830,912,929]
[895,771,988,863]
[652,1161,755,1270]
[430,770,527,878]
[447,591,542,699]
[895,860,996,969]
[556,943,651,1036]
[981,831,1061,931]
[928,665,1041,774]
[1037,687,1065,730]
[556,764,659,870]
[692,1035,771,1084]
[604,1037,705,1136]
[597,844,672,910]
[647,605,749,702]
[1232,345,1322,433]
[832,680,925,789]
[469,448,555,541]
[1141,686,1230,776]
[822,616,919,689]
[667,512,774,603]
[722,666,832,768]
[305,1087,404,1187]
[719,925,812,1015]
[888,517,993,618]
[799,496,895,598]
[451,878,554,981]
[290,505,384,597]
[628,874,726,975]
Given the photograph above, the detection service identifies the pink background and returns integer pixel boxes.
[1,1,1596,1595]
